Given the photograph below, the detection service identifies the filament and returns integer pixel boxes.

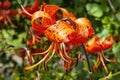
[59,45,68,62]
[6,16,17,28]
[61,43,73,60]
[24,48,51,70]
[45,43,56,63]
[102,51,117,63]
[32,42,54,55]
[20,4,32,17]
[99,52,108,74]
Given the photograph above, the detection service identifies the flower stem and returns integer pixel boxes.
[82,44,93,80]
[112,71,120,77]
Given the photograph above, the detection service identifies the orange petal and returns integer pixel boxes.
[3,0,11,9]
[43,4,60,17]
[85,36,102,53]
[31,11,52,35]
[45,21,75,43]
[60,8,77,21]
[0,1,2,9]
[31,0,40,11]
[75,18,95,37]
[102,36,114,50]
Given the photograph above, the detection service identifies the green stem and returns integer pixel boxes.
[107,0,116,12]
[107,0,120,22]
[82,44,93,80]
[99,71,120,80]
[112,71,120,77]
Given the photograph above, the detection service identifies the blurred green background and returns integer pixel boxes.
[0,0,120,80]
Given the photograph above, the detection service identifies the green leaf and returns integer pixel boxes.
[112,42,120,54]
[99,72,112,80]
[116,12,120,22]
[102,17,110,24]
[107,72,113,79]
[97,29,109,38]
[93,9,103,17]
[83,60,89,72]
[112,42,120,63]
[101,5,110,12]
[86,3,103,17]
[102,16,114,24]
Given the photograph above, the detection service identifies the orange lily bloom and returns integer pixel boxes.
[19,0,77,46]
[85,36,116,74]
[0,0,17,27]
[20,0,76,35]
[31,2,77,36]
[24,17,94,71]
[85,36,102,53]
[19,0,94,71]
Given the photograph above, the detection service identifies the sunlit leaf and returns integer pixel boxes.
[83,60,89,72]
[86,3,103,17]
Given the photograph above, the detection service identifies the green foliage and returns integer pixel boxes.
[0,0,120,80]
[86,3,104,17]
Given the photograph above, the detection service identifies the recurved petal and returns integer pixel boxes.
[102,36,114,50]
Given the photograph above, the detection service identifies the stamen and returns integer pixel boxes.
[30,30,36,45]
[36,71,40,80]
[6,16,17,28]
[67,60,73,69]
[99,52,108,74]
[20,4,32,17]
[4,18,8,26]
[23,47,35,64]
[93,55,101,72]
[45,43,56,63]
[24,48,51,70]
[96,54,101,67]
[59,45,68,62]
[32,42,54,55]
[61,43,73,60]
[103,53,117,63]
[42,61,47,71]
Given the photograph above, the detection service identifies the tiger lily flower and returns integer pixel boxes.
[85,36,116,74]
[23,17,94,71]
[19,0,94,71]
[0,0,17,28]
[19,0,77,46]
